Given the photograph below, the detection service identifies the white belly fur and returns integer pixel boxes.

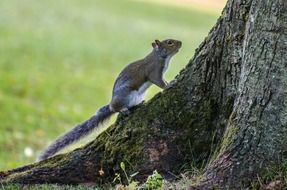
[128,82,151,107]
[163,55,171,73]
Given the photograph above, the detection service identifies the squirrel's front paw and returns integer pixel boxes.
[166,79,178,89]
[120,108,131,116]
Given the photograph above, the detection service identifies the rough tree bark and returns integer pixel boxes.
[192,0,287,189]
[0,0,286,189]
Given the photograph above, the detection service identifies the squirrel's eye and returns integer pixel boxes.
[167,40,174,45]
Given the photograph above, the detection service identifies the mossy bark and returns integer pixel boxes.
[1,0,286,188]
[189,0,287,189]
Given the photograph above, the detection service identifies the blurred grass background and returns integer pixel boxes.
[0,0,225,170]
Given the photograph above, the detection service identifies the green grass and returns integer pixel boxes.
[0,184,111,190]
[0,0,220,171]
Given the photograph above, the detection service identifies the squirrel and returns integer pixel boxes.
[38,39,182,161]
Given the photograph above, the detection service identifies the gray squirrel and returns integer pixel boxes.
[38,39,182,161]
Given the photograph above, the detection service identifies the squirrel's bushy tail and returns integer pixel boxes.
[38,105,113,161]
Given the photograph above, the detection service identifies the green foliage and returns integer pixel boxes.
[113,165,165,190]
[0,0,219,170]
[120,162,130,184]
[250,161,287,189]
[113,162,139,190]
[0,184,110,190]
[143,170,164,190]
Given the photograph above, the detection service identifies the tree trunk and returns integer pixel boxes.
[0,0,286,188]
[191,0,287,188]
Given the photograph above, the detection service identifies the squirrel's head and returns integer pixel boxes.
[152,39,182,58]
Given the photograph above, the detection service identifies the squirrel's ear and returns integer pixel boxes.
[152,39,161,49]
[155,39,161,45]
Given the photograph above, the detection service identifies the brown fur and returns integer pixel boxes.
[110,39,182,112]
